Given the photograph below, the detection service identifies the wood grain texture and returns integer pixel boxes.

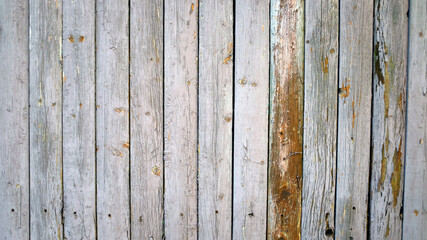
[0,0,29,239]
[164,0,198,239]
[403,0,427,238]
[198,0,233,239]
[369,0,408,239]
[29,0,63,239]
[233,0,269,239]
[62,0,96,239]
[130,0,164,239]
[268,0,304,239]
[96,1,130,238]
[302,0,338,238]
[335,0,373,239]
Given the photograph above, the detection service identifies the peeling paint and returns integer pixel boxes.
[269,0,304,239]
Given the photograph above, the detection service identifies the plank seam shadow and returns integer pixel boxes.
[162,0,166,237]
[401,0,411,238]
[366,0,377,238]
[128,0,132,239]
[231,0,236,238]
[94,0,98,238]
[333,0,341,236]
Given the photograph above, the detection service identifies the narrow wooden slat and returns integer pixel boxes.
[335,0,374,238]
[268,0,304,239]
[130,0,163,238]
[233,0,269,238]
[29,0,63,239]
[62,0,96,239]
[164,0,198,239]
[0,0,29,238]
[96,1,130,238]
[302,0,339,238]
[403,0,426,238]
[369,0,408,238]
[198,0,233,239]
[29,1,64,239]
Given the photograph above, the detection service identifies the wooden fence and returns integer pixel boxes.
[0,0,425,239]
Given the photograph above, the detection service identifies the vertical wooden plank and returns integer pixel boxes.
[0,0,29,238]
[29,0,63,239]
[63,0,96,239]
[233,0,269,239]
[335,0,373,239]
[198,0,233,239]
[268,0,304,239]
[164,0,198,239]
[302,0,339,238]
[403,0,427,238]
[369,0,408,238]
[96,0,130,238]
[130,0,163,239]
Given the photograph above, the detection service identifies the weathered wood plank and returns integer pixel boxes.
[403,0,427,238]
[335,0,374,239]
[164,0,198,239]
[96,1,130,238]
[29,1,64,239]
[130,0,163,239]
[369,0,408,239]
[233,0,269,238]
[29,0,63,239]
[301,0,338,238]
[268,0,304,239]
[62,0,96,239]
[198,0,233,239]
[0,0,29,239]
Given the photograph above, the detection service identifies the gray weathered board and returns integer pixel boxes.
[130,0,164,239]
[0,0,426,239]
[335,0,374,239]
[198,0,233,239]
[302,0,339,238]
[63,0,96,239]
[403,0,427,239]
[233,0,269,239]
[370,0,408,239]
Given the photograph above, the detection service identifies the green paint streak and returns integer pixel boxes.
[378,128,389,191]
[391,139,403,208]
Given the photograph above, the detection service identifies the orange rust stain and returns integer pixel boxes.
[223,43,233,64]
[123,142,129,148]
[152,165,161,176]
[114,107,123,113]
[223,55,231,64]
[190,3,195,14]
[414,210,419,216]
[269,1,303,238]
[339,79,350,98]
[68,35,74,43]
[322,56,329,73]
[79,36,85,42]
